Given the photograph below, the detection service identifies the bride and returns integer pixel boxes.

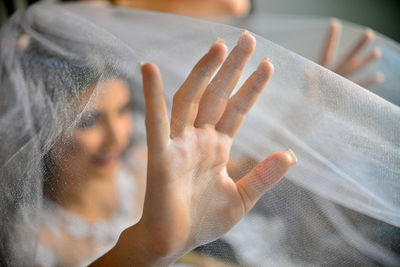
[2,10,295,265]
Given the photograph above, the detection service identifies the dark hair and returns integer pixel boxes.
[18,35,141,190]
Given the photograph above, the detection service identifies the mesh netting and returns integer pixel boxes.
[0,3,399,266]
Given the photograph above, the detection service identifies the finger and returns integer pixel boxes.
[338,48,381,77]
[335,29,375,75]
[355,72,384,87]
[236,150,297,213]
[141,63,170,151]
[320,19,341,68]
[195,31,256,128]
[216,59,274,138]
[170,39,227,138]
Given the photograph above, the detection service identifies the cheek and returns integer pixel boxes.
[70,128,105,157]
[51,132,102,170]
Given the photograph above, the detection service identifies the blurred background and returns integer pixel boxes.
[252,0,400,42]
[1,0,399,42]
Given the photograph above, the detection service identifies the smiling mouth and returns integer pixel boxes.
[91,153,121,166]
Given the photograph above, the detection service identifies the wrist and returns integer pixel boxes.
[89,220,178,267]
[115,221,181,267]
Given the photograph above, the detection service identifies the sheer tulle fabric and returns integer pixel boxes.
[0,3,399,266]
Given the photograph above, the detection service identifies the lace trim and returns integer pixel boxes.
[40,167,137,242]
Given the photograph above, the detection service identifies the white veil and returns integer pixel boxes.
[0,3,399,266]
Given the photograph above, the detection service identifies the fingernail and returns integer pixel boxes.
[17,33,30,52]
[263,57,271,63]
[214,37,225,44]
[365,29,374,41]
[257,58,274,73]
[373,48,381,58]
[237,30,256,50]
[330,18,340,28]
[285,149,297,165]
[239,30,254,40]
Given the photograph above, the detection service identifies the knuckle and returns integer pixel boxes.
[226,54,245,71]
[229,101,248,115]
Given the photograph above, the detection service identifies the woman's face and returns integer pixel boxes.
[54,79,133,178]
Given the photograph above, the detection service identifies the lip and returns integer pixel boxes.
[91,152,121,166]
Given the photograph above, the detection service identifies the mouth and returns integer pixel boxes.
[91,152,122,166]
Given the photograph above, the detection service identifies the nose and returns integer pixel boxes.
[102,116,126,151]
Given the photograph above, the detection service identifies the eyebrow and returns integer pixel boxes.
[83,99,133,117]
[81,111,102,120]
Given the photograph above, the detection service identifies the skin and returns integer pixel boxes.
[90,32,296,266]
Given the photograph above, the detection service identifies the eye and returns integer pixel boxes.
[119,101,134,115]
[76,113,100,129]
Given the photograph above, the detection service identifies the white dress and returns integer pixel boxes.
[35,167,139,267]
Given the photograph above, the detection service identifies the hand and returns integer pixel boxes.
[320,19,383,87]
[136,31,296,264]
[91,32,296,266]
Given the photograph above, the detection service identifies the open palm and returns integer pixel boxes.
[91,32,296,267]
[137,32,296,263]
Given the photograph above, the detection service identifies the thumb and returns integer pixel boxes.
[236,149,297,213]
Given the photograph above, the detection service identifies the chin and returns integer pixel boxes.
[91,159,121,177]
